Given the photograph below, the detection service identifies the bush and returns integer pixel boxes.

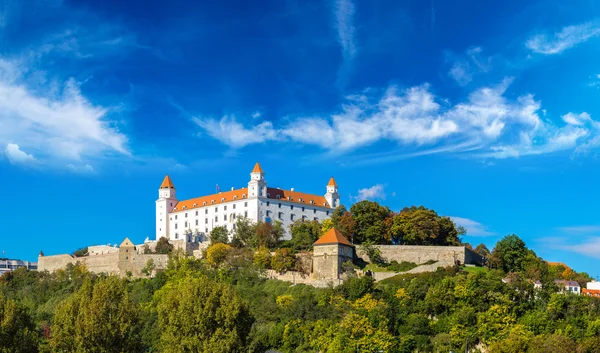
[206,243,232,268]
[253,247,272,269]
[155,237,174,254]
[387,261,418,272]
[360,242,385,265]
[271,248,296,273]
[72,247,88,257]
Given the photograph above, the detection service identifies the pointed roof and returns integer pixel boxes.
[314,228,352,246]
[327,177,337,187]
[120,237,134,247]
[160,175,175,189]
[251,162,264,174]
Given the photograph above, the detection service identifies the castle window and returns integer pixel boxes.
[314,209,316,214]
[310,200,314,205]
[205,209,208,214]
[326,211,330,215]
[221,198,225,202]
[205,228,208,233]
[215,207,218,212]
[215,216,218,223]
[175,233,179,239]
[266,210,272,217]
[302,215,307,221]
[314,217,319,221]
[175,224,178,229]
[287,197,291,201]
[266,201,270,206]
[232,213,236,220]
[279,212,283,220]
[245,202,248,207]
[299,198,303,202]
[234,196,238,200]
[242,194,246,198]
[175,215,178,220]
[203,202,207,206]
[244,211,248,217]
[205,218,208,224]
[224,205,227,211]
[223,215,227,221]
[125,256,128,260]
[193,204,197,207]
[290,205,294,210]
[267,193,270,197]
[183,206,187,210]
[125,249,128,253]
[195,220,198,226]
[290,214,295,221]
[211,200,215,204]
[185,213,188,218]
[185,221,188,227]
[195,211,198,216]
[302,207,305,212]
[278,203,281,208]
[276,195,281,199]
[233,204,236,209]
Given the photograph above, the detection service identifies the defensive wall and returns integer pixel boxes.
[355,245,484,267]
[38,252,169,277]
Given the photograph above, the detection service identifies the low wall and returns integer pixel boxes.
[38,254,79,272]
[265,270,342,288]
[356,245,483,267]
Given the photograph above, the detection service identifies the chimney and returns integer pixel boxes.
[231,187,234,191]
[291,188,294,191]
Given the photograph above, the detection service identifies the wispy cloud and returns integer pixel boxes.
[526,21,600,55]
[353,184,386,202]
[543,226,600,259]
[450,216,496,236]
[448,47,492,86]
[4,143,38,166]
[194,78,600,160]
[557,225,600,234]
[66,164,97,175]
[192,115,279,148]
[334,0,357,61]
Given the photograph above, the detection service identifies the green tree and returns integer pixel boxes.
[231,216,255,247]
[210,226,230,244]
[493,235,529,273]
[205,243,232,268]
[289,220,321,251]
[253,221,284,249]
[337,211,357,243]
[72,246,89,257]
[253,247,272,269]
[271,248,296,273]
[350,200,392,244]
[50,276,142,353]
[155,276,253,353]
[390,206,462,245]
[0,292,38,353]
[155,236,174,254]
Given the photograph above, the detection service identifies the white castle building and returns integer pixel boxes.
[156,162,340,242]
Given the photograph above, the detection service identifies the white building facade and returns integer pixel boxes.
[155,163,340,242]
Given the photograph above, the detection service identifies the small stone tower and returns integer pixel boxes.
[156,175,178,240]
[312,228,354,280]
[248,162,267,198]
[324,177,340,208]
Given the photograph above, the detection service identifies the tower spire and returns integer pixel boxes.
[160,175,175,189]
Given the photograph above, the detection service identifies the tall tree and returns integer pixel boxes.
[253,221,284,249]
[155,276,253,353]
[50,276,142,353]
[492,234,528,273]
[210,226,230,244]
[155,236,174,254]
[231,216,255,247]
[289,220,321,251]
[390,206,463,245]
[337,211,357,243]
[0,292,38,353]
[350,201,392,244]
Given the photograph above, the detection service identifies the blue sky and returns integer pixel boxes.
[1,0,600,276]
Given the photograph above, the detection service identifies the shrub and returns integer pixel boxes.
[360,242,385,265]
[72,247,88,257]
[155,237,174,254]
[206,243,232,268]
[271,248,296,273]
[387,261,418,272]
[253,247,272,269]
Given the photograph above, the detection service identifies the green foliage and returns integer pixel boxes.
[72,246,88,257]
[155,236,174,254]
[253,221,284,249]
[0,292,39,353]
[231,216,255,247]
[49,276,142,353]
[205,243,232,268]
[289,220,321,251]
[271,248,296,273]
[493,234,529,273]
[390,206,463,246]
[155,275,253,353]
[210,226,230,245]
[350,200,392,244]
[253,247,272,269]
[141,258,156,276]
[360,242,385,264]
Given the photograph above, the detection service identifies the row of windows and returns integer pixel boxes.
[174,211,249,229]
[174,202,248,220]
[264,201,330,215]
[174,223,238,240]
[265,211,319,222]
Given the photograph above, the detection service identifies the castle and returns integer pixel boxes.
[156,162,340,242]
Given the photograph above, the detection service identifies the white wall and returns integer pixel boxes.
[257,198,332,239]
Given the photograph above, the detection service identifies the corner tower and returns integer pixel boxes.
[248,162,267,198]
[156,175,178,240]
[324,177,340,208]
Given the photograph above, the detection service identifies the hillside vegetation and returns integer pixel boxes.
[1,202,597,352]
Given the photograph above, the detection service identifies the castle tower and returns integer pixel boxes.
[324,177,340,208]
[312,228,354,280]
[156,175,178,240]
[248,162,267,198]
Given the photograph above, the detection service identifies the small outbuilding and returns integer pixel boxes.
[312,228,354,280]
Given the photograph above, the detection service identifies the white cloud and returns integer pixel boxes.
[192,115,279,148]
[334,0,357,61]
[450,216,496,236]
[195,78,600,160]
[526,22,600,55]
[557,225,600,234]
[353,184,386,202]
[4,143,38,165]
[448,47,492,86]
[66,164,96,174]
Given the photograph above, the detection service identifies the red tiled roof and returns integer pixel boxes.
[266,187,329,207]
[314,228,352,246]
[160,175,175,189]
[252,162,264,173]
[327,177,337,187]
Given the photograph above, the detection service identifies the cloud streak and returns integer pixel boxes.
[334,0,357,61]
[353,184,386,202]
[526,21,600,55]
[450,216,496,236]
[194,78,600,160]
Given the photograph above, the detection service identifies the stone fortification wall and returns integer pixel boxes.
[356,245,483,267]
[38,252,169,277]
[38,254,79,272]
[265,270,342,288]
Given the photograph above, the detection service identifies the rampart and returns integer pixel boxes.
[355,245,483,267]
[38,252,169,277]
